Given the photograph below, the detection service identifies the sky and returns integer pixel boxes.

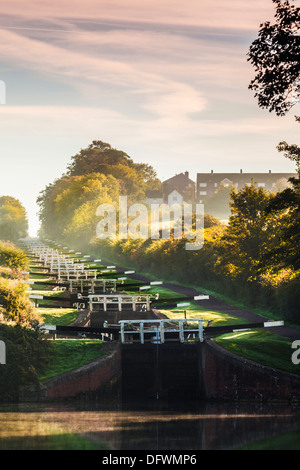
[0,0,299,236]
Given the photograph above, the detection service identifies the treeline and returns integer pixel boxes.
[37,137,300,324]
[0,196,28,242]
[0,241,51,401]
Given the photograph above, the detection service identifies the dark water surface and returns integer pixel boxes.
[0,400,300,450]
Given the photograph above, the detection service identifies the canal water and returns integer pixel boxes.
[0,400,299,450]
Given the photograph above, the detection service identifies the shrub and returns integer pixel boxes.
[0,323,52,401]
[0,277,41,326]
[0,241,28,270]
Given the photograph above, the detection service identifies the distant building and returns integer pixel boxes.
[143,189,164,205]
[143,171,196,206]
[196,170,296,200]
[162,171,196,202]
[167,189,184,205]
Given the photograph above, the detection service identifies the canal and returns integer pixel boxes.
[0,400,299,450]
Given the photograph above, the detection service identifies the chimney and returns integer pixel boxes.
[269,170,271,174]
[211,170,213,174]
[240,169,243,174]
[185,171,189,178]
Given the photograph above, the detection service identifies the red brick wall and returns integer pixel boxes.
[41,343,121,400]
[203,340,300,401]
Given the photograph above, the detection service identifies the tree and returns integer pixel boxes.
[0,196,28,242]
[37,173,120,241]
[66,140,160,196]
[214,184,278,280]
[37,140,161,241]
[67,141,132,176]
[264,116,300,269]
[276,115,300,171]
[248,0,300,116]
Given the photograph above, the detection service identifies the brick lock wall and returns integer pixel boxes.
[203,340,300,401]
[41,343,122,401]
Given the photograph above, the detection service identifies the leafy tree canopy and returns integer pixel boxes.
[67,140,160,188]
[37,140,161,241]
[264,116,300,269]
[214,184,280,280]
[0,196,28,242]
[248,0,300,116]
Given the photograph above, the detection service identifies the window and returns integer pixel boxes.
[199,191,207,196]
[199,183,207,187]
[258,183,265,187]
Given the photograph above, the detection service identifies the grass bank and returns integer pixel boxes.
[39,339,106,382]
[215,329,300,376]
[38,308,79,326]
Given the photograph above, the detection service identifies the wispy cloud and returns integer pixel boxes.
[0,0,275,30]
[0,27,209,119]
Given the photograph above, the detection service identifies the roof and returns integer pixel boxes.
[145,189,163,198]
[168,189,183,196]
[197,172,296,183]
[163,172,195,186]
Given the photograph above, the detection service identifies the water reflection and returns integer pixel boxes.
[0,400,299,450]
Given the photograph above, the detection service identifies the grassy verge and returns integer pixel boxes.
[237,429,300,450]
[214,329,300,376]
[158,301,249,327]
[0,432,108,450]
[39,339,106,382]
[38,308,79,326]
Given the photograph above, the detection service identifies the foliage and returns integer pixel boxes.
[264,116,300,270]
[0,196,28,242]
[215,329,300,375]
[0,323,52,401]
[37,172,120,242]
[213,184,279,280]
[66,140,160,193]
[37,141,161,241]
[39,339,105,382]
[0,241,28,270]
[204,213,223,228]
[248,0,300,116]
[0,277,41,326]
